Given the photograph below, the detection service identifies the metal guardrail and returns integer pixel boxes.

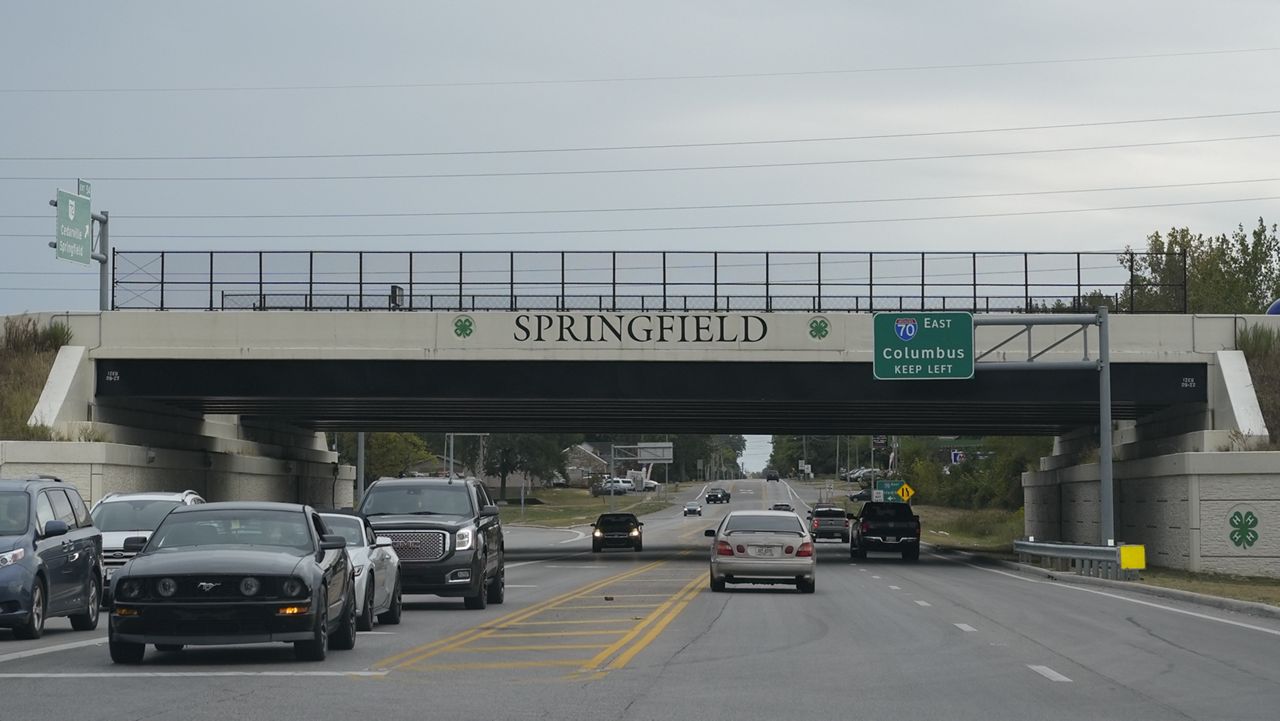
[110,249,1188,313]
[1013,539,1145,581]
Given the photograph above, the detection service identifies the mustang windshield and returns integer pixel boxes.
[148,509,314,552]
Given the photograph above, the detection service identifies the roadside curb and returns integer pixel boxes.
[929,545,1280,622]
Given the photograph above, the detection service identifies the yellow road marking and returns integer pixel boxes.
[607,580,703,670]
[454,643,611,652]
[413,659,586,672]
[505,618,639,626]
[573,573,706,675]
[488,630,629,639]
[560,603,663,610]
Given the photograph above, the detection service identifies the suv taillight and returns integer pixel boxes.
[796,542,814,557]
[716,541,734,556]
[843,519,850,528]
[860,521,870,534]
[811,519,820,530]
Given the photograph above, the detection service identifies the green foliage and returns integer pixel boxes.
[1,318,73,440]
[1237,324,1280,445]
[768,435,872,476]
[332,432,436,482]
[1123,218,1279,313]
[901,436,1051,510]
[2,317,74,353]
[481,434,575,500]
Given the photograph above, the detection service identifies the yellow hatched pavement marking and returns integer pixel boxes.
[487,630,629,639]
[415,659,585,672]
[453,643,611,652]
[566,573,705,679]
[506,618,638,626]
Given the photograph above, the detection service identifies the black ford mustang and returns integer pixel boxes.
[108,502,358,663]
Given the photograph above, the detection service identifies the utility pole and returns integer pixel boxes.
[356,432,366,502]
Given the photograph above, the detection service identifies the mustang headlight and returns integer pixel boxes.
[0,548,25,567]
[455,527,474,552]
[118,579,143,600]
[240,577,261,596]
[282,578,306,598]
[156,577,178,598]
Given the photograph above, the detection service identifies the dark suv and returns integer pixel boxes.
[0,476,103,639]
[357,478,504,610]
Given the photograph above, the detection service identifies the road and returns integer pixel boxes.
[2,478,1278,720]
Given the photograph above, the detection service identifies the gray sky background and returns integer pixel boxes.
[3,0,1278,321]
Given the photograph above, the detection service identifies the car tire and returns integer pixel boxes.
[108,624,145,664]
[797,578,816,594]
[851,543,867,560]
[329,589,357,651]
[841,533,851,544]
[377,577,403,625]
[69,575,101,631]
[709,573,726,593]
[154,644,184,652]
[634,541,643,552]
[903,545,920,562]
[12,578,46,640]
[486,570,505,605]
[357,578,375,632]
[463,567,488,610]
[294,596,328,662]
[591,542,602,553]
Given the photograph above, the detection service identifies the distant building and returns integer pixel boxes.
[563,443,610,487]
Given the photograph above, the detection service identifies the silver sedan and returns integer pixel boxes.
[705,510,816,593]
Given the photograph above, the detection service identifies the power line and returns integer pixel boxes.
[1,177,1277,221]
[1,134,1276,183]
[2,46,1276,94]
[4,110,1278,161]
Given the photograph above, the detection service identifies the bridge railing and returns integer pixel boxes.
[111,250,1187,313]
[1013,539,1146,581]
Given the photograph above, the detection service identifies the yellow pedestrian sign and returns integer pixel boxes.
[896,483,915,503]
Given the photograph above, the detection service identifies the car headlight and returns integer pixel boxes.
[282,578,307,598]
[593,530,603,538]
[156,577,178,597]
[629,529,640,537]
[455,527,474,552]
[118,579,143,600]
[0,548,25,567]
[240,577,261,596]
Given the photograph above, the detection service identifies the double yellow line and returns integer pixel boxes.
[376,559,670,671]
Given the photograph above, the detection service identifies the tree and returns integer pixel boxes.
[331,432,435,482]
[1123,218,1279,313]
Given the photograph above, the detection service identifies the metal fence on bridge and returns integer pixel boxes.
[111,250,1187,313]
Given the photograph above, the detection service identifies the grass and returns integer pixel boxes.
[914,504,1023,553]
[499,487,674,527]
[0,318,73,441]
[1132,568,1280,607]
[1237,323,1280,447]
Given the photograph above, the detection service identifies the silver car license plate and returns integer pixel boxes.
[885,537,897,543]
[749,546,775,557]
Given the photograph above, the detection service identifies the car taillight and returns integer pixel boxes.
[796,542,814,557]
[785,545,795,555]
[915,520,922,536]
[716,541,734,556]
[811,519,819,530]
[843,519,850,527]
[860,521,870,534]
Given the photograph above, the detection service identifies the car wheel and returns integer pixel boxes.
[841,533,851,544]
[851,544,867,560]
[377,577,403,625]
[294,595,328,661]
[709,573,726,593]
[12,578,46,640]
[486,569,505,605]
[634,541,643,552]
[591,542,602,553]
[108,624,145,664]
[797,578,816,594]
[154,644,184,652]
[463,564,488,610]
[903,545,920,562]
[357,577,375,632]
[69,575,101,631]
[329,589,357,650]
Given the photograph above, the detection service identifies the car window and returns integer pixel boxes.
[149,509,316,552]
[723,514,805,535]
[474,484,492,507]
[813,508,845,518]
[321,515,366,547]
[0,491,29,535]
[91,500,182,532]
[35,492,55,530]
[48,489,77,526]
[863,504,914,520]
[360,484,475,517]
[364,523,377,546]
[597,514,638,528]
[65,488,91,527]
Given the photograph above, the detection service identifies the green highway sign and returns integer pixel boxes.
[873,479,911,504]
[873,311,974,380]
[77,178,91,198]
[55,189,92,265]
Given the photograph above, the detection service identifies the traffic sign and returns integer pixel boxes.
[77,179,91,198]
[872,435,888,449]
[55,189,92,265]
[873,311,974,380]
[873,479,911,504]
[896,483,915,503]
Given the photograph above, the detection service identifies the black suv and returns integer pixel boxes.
[591,513,644,553]
[357,478,505,610]
[0,476,103,639]
[705,488,731,504]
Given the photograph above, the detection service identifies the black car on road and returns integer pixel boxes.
[705,488,731,504]
[357,477,505,610]
[591,513,644,552]
[0,476,102,640]
[851,502,921,561]
[107,502,358,663]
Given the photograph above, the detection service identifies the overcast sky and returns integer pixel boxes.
[3,0,1279,316]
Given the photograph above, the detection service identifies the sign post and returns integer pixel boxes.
[873,312,974,380]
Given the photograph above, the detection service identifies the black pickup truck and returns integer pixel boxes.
[705,488,731,504]
[850,502,921,561]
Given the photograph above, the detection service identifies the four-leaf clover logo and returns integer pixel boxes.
[1229,510,1259,549]
[454,315,475,339]
[809,317,830,340]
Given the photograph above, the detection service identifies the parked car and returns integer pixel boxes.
[0,476,102,639]
[90,490,204,605]
[598,479,630,495]
[357,477,505,610]
[851,502,921,561]
[706,511,815,593]
[642,479,660,492]
[808,505,851,542]
[107,501,358,663]
[682,502,703,517]
[705,488,731,504]
[320,512,403,630]
[591,513,644,552]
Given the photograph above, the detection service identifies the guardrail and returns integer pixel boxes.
[1013,539,1146,581]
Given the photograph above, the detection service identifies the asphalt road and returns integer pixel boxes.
[2,479,1279,720]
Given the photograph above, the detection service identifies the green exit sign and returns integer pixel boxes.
[873,311,974,380]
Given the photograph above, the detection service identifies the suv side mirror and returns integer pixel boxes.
[704,529,716,537]
[123,536,148,553]
[42,520,69,538]
[319,534,346,551]
[479,504,500,518]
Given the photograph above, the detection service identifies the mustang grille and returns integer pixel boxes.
[385,531,448,561]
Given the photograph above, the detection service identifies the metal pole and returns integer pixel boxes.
[159,252,166,311]
[356,432,366,501]
[816,251,822,312]
[662,252,668,311]
[358,252,364,310]
[98,211,110,311]
[1098,306,1115,546]
[208,251,215,311]
[448,433,455,480]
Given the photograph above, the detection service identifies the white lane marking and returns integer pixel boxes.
[1028,665,1073,683]
[361,631,397,635]
[697,484,709,500]
[782,482,812,512]
[889,585,902,590]
[954,623,977,633]
[915,600,932,607]
[859,568,867,572]
[0,637,106,665]
[0,671,390,678]
[872,575,881,579]
[940,555,1280,639]
[556,529,589,545]
[506,584,538,588]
